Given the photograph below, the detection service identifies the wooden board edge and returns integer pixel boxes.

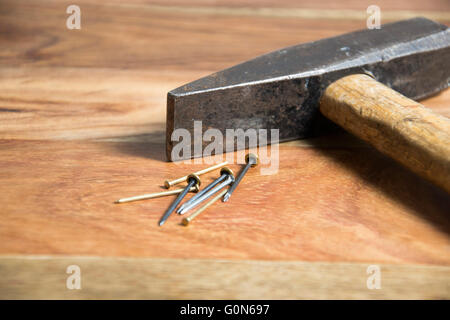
[0,256,449,299]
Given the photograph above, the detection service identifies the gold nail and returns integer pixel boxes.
[115,185,199,204]
[182,188,227,226]
[164,161,228,189]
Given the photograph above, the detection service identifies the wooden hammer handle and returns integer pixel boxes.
[320,74,450,193]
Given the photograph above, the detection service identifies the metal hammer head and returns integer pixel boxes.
[166,18,449,161]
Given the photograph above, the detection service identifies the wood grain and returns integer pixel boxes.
[320,74,450,193]
[1,136,449,264]
[0,0,449,299]
[1,256,449,299]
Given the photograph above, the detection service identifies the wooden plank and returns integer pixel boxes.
[0,0,449,299]
[1,1,449,72]
[1,256,449,299]
[0,135,449,264]
[121,0,450,12]
[1,66,448,141]
[0,1,449,141]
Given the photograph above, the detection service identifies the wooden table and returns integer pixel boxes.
[0,0,449,299]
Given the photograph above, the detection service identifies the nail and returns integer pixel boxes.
[159,174,201,226]
[222,153,258,202]
[177,167,233,213]
[182,189,228,226]
[115,185,199,204]
[164,161,228,189]
[178,173,234,215]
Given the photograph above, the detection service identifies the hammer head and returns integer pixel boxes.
[166,18,449,161]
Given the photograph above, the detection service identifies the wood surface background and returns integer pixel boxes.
[0,0,449,299]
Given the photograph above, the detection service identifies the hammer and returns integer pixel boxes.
[166,18,450,193]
